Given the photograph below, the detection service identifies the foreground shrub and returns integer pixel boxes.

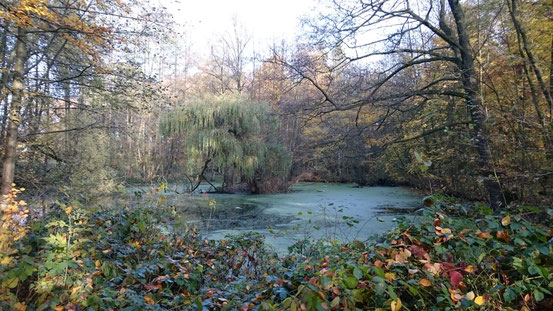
[0,196,551,310]
[278,203,553,310]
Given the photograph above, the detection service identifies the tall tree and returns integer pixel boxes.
[286,0,506,209]
[160,94,290,193]
[0,0,165,203]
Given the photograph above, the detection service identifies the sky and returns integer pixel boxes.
[161,0,318,54]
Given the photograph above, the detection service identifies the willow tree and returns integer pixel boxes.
[160,94,290,193]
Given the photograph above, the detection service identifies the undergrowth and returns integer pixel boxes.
[0,190,552,310]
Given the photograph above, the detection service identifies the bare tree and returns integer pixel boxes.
[281,0,505,209]
[202,17,252,94]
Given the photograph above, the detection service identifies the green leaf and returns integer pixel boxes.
[477,252,486,264]
[373,266,385,278]
[330,296,340,308]
[4,277,18,289]
[375,282,386,295]
[321,276,332,288]
[534,289,545,302]
[528,265,540,276]
[344,276,358,289]
[414,151,423,162]
[315,301,327,311]
[372,276,385,283]
[388,285,397,300]
[503,288,516,302]
[282,298,292,308]
[353,267,363,280]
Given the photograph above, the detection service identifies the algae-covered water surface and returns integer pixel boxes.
[130,183,422,254]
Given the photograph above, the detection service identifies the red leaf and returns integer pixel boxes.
[441,262,456,272]
[449,271,462,289]
[410,245,430,261]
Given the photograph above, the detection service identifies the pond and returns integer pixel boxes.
[127,182,422,255]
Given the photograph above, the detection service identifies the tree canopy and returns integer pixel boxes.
[160,94,290,192]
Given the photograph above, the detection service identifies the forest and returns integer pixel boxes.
[0,0,552,309]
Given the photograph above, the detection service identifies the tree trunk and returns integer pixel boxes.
[549,34,553,121]
[0,25,10,141]
[448,0,504,210]
[508,0,553,115]
[1,28,26,208]
[222,166,235,193]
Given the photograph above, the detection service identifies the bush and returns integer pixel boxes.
[0,195,551,310]
[276,201,553,310]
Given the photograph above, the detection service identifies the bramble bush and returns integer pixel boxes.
[0,192,551,310]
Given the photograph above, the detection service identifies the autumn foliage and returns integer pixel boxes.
[0,186,28,266]
[0,193,551,310]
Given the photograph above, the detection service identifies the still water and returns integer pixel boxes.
[129,182,422,254]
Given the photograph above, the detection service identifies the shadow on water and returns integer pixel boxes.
[191,202,296,230]
[373,204,420,216]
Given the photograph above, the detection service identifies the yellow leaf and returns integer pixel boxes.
[385,273,396,281]
[419,278,432,287]
[466,291,475,301]
[65,206,73,215]
[54,306,64,311]
[501,215,511,226]
[144,296,155,305]
[71,285,82,295]
[391,298,402,311]
[521,306,530,311]
[1,256,13,265]
[474,295,485,305]
[464,265,476,273]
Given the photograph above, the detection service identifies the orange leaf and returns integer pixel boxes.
[419,278,432,287]
[144,296,155,305]
[65,206,73,214]
[477,231,490,239]
[449,289,462,302]
[496,230,510,243]
[464,265,476,273]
